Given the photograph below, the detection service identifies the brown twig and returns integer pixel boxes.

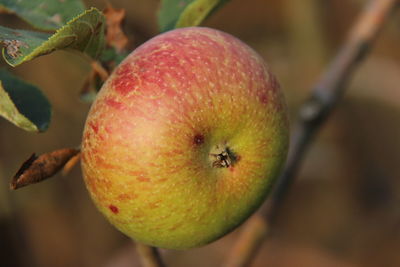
[91,60,110,81]
[224,0,398,266]
[62,152,81,176]
[136,243,166,267]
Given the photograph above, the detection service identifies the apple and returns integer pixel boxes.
[81,27,289,249]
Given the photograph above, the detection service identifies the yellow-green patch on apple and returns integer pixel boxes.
[81,27,289,249]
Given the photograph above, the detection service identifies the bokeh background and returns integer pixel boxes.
[1,0,400,266]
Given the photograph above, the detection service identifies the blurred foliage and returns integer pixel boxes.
[158,0,230,32]
[0,69,50,132]
[0,0,85,31]
[0,0,400,266]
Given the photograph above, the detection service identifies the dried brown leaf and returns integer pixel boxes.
[11,148,80,190]
[103,4,128,52]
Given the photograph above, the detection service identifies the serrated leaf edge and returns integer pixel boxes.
[0,1,86,31]
[4,7,105,67]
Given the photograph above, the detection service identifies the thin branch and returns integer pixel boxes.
[269,0,398,221]
[136,243,166,267]
[224,215,269,267]
[91,60,110,82]
[224,0,398,266]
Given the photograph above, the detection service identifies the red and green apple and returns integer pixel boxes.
[81,27,289,249]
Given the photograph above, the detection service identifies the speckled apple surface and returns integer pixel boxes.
[81,27,289,249]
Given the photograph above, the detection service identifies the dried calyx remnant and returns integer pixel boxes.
[209,143,238,168]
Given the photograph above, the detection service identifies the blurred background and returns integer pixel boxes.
[1,0,400,266]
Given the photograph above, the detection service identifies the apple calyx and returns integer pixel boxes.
[209,143,238,168]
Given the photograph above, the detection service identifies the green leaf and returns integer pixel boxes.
[0,0,85,31]
[0,7,105,67]
[158,0,230,32]
[0,70,51,132]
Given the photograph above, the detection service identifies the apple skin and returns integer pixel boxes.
[81,27,289,249]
